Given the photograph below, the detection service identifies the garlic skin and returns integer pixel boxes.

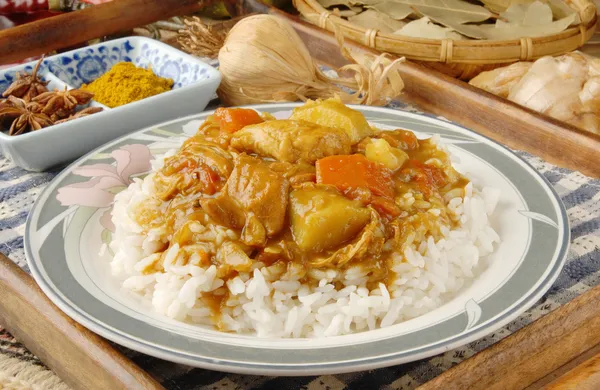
[218,15,323,105]
[469,62,532,98]
[470,52,600,134]
[509,54,588,122]
[217,15,404,107]
[580,76,600,108]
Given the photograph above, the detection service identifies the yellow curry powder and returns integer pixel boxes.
[82,62,174,108]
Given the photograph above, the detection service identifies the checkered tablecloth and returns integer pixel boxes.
[1,100,599,389]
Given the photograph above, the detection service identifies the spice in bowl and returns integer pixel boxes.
[81,62,174,108]
[2,59,49,102]
[0,96,53,135]
[0,59,104,136]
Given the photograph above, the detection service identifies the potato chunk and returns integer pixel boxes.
[289,187,371,252]
[290,97,374,143]
[365,138,408,171]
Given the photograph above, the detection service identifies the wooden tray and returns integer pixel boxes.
[0,3,599,387]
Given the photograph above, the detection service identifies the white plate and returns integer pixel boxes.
[25,104,569,375]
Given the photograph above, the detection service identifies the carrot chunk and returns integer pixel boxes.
[316,154,394,198]
[214,107,264,133]
[371,196,401,217]
[403,159,446,197]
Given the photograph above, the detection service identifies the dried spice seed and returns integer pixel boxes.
[1,70,101,135]
[2,58,49,102]
[0,96,53,136]
[33,87,94,115]
[54,106,104,125]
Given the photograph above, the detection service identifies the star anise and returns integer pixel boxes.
[50,108,76,122]
[33,87,94,115]
[1,96,53,136]
[0,97,23,124]
[2,58,49,102]
[54,107,103,125]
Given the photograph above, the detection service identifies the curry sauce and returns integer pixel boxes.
[130,104,469,320]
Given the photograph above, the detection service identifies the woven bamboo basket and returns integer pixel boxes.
[293,0,598,79]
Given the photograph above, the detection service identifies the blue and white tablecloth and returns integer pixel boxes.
[0,100,599,389]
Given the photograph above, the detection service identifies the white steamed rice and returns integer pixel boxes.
[108,145,501,338]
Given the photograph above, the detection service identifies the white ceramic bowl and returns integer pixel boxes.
[0,36,221,171]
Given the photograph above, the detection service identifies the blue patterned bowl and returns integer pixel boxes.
[0,37,221,171]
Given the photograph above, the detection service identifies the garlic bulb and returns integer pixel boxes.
[470,52,600,134]
[217,15,404,106]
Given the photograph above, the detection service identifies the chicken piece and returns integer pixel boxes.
[154,138,234,200]
[179,138,234,178]
[227,154,290,235]
[310,208,384,267]
[229,119,351,163]
[268,161,317,186]
[201,154,290,245]
[200,195,245,230]
[240,214,267,247]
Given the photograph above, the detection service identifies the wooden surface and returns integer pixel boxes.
[236,1,600,178]
[0,253,165,390]
[544,352,600,389]
[415,283,600,389]
[525,343,600,388]
[0,0,208,65]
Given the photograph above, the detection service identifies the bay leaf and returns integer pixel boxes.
[365,2,412,20]
[348,0,386,5]
[332,7,362,17]
[359,0,492,24]
[318,0,362,10]
[479,0,513,13]
[546,0,581,25]
[394,17,466,40]
[479,0,535,13]
[481,11,577,39]
[348,9,407,33]
[429,0,576,40]
[426,16,488,38]
[411,0,493,24]
[523,1,553,25]
[498,1,552,26]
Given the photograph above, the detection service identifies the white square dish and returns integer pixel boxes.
[0,36,221,171]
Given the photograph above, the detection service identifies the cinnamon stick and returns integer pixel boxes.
[0,0,208,65]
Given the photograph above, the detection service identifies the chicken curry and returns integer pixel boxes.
[133,98,468,294]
